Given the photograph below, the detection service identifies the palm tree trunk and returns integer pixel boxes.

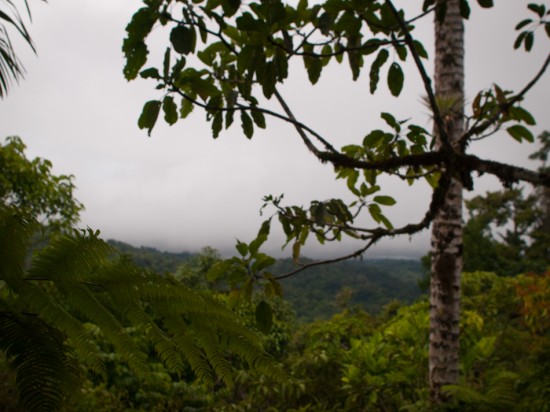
[429,0,465,403]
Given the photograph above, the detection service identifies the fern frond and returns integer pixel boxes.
[27,228,113,283]
[0,205,36,285]
[0,310,80,412]
[1,205,287,410]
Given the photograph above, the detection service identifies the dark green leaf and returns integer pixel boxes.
[237,46,257,74]
[477,0,493,8]
[180,98,194,118]
[140,67,160,79]
[241,111,254,138]
[222,0,241,17]
[255,301,273,334]
[236,12,261,31]
[369,49,389,94]
[514,31,527,49]
[459,0,470,19]
[512,106,536,125]
[212,112,223,138]
[373,195,396,206]
[363,130,385,147]
[381,112,399,131]
[412,40,428,59]
[170,25,196,55]
[318,12,333,35]
[251,253,276,273]
[304,55,323,85]
[395,45,407,61]
[138,100,161,136]
[524,31,534,51]
[387,62,404,97]
[249,234,268,256]
[163,48,171,80]
[236,240,248,256]
[546,23,550,38]
[251,109,266,129]
[507,125,534,142]
[527,3,545,17]
[515,19,532,31]
[436,1,447,22]
[162,95,178,125]
[123,7,158,80]
[225,110,235,129]
[292,241,301,264]
[206,261,228,281]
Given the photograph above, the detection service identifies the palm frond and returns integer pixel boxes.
[0,205,286,410]
[0,0,45,98]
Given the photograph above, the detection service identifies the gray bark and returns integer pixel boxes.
[429,0,464,403]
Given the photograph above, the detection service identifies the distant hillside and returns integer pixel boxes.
[274,258,424,321]
[107,239,191,273]
[106,240,424,321]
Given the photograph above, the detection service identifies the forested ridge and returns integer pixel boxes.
[106,239,423,321]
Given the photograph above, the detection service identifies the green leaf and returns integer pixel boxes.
[251,109,266,129]
[369,49,389,94]
[255,301,273,334]
[241,111,254,138]
[206,261,228,281]
[163,48,171,80]
[387,63,404,97]
[524,31,534,51]
[162,95,178,125]
[373,195,396,206]
[180,98,194,118]
[363,130,385,147]
[512,106,536,125]
[412,40,428,59]
[236,12,261,31]
[138,100,161,136]
[123,7,158,80]
[527,3,545,18]
[459,0,471,19]
[292,241,301,264]
[170,25,196,55]
[222,0,241,17]
[140,67,160,79]
[477,0,493,8]
[514,31,527,49]
[546,23,550,38]
[304,55,323,85]
[237,46,258,74]
[251,253,276,273]
[515,19,532,31]
[381,112,399,131]
[507,125,534,142]
[212,112,223,138]
[236,240,248,256]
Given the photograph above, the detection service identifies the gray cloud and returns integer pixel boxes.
[1,0,547,259]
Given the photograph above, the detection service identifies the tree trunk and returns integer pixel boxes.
[429,0,465,404]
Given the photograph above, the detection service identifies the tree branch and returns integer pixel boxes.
[385,0,452,152]
[461,52,550,144]
[462,154,550,188]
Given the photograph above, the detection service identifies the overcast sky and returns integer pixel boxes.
[1,0,549,259]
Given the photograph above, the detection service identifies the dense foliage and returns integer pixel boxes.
[104,239,423,321]
[4,259,547,411]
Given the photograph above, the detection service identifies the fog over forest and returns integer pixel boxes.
[1,0,548,259]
